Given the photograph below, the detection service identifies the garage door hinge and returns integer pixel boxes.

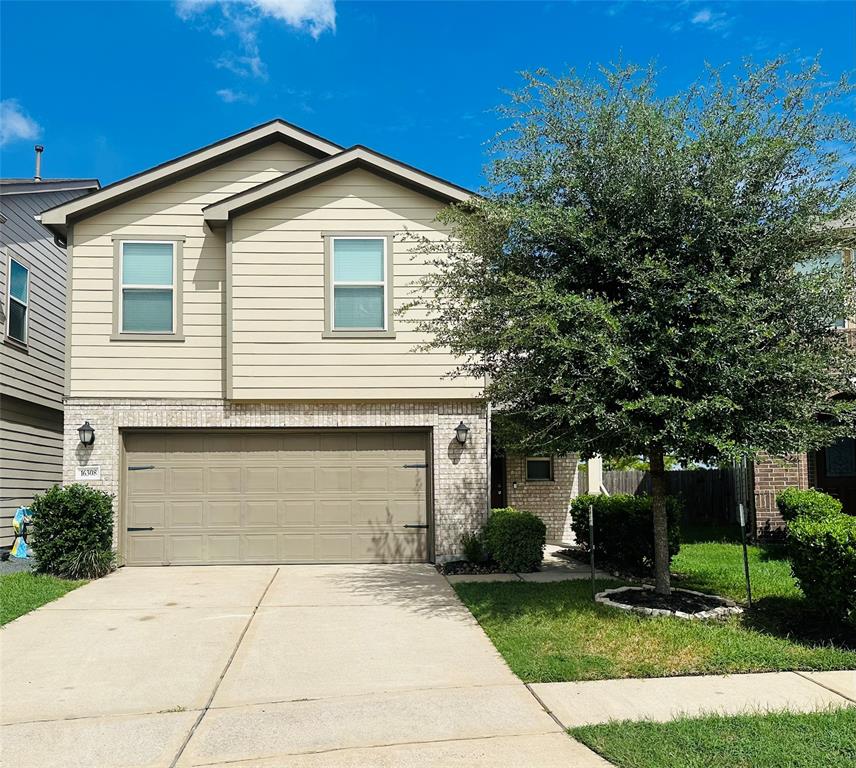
[128,465,155,471]
[403,463,427,468]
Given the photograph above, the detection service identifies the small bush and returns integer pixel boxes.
[483,507,546,572]
[570,493,681,574]
[460,530,487,563]
[30,484,116,579]
[776,487,842,522]
[786,494,856,628]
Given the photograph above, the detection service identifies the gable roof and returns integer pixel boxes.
[39,119,342,237]
[203,145,472,226]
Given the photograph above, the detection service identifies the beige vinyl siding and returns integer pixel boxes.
[230,168,482,400]
[68,143,316,397]
[0,394,63,546]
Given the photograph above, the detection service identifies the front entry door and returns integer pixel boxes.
[490,452,506,508]
[815,437,856,516]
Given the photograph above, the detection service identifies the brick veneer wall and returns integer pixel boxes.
[752,452,809,538]
[505,454,580,543]
[63,398,488,561]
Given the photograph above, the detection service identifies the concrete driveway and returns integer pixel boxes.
[0,565,607,768]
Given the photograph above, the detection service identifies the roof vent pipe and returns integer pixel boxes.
[34,145,44,181]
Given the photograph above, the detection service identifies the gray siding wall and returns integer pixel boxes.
[0,188,89,410]
[0,394,63,546]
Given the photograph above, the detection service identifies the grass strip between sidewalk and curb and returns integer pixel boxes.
[570,707,856,768]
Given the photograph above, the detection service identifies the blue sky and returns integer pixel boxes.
[1,1,853,190]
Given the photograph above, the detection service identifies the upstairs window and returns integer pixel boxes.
[797,250,849,328]
[526,457,554,481]
[325,236,392,336]
[120,241,176,334]
[6,257,29,344]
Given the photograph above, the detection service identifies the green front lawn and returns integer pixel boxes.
[0,572,87,625]
[571,708,856,768]
[453,531,855,681]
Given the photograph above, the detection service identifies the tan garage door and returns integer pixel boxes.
[123,430,430,565]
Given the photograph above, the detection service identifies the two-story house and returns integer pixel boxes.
[39,120,579,565]
[1,172,99,546]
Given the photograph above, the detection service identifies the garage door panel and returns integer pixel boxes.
[354,467,389,492]
[172,467,205,494]
[129,467,167,495]
[208,501,242,526]
[282,534,315,561]
[246,466,278,493]
[128,535,165,565]
[125,433,167,456]
[319,433,357,452]
[316,500,351,526]
[209,467,242,493]
[169,535,204,564]
[242,534,278,561]
[207,535,240,562]
[245,500,278,526]
[129,501,165,529]
[124,430,430,565]
[282,500,315,526]
[170,501,203,528]
[317,534,353,561]
[280,466,316,491]
[318,466,352,491]
[391,466,426,493]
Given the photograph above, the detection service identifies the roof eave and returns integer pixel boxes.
[39,119,342,229]
[203,147,472,226]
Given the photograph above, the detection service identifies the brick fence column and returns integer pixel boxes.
[753,452,809,539]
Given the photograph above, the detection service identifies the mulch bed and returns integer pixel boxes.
[596,585,743,619]
[615,587,732,614]
[436,560,510,576]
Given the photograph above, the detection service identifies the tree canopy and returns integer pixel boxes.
[411,58,856,466]
[407,57,856,593]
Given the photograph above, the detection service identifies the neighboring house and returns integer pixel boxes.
[39,120,577,566]
[750,245,856,538]
[0,175,100,547]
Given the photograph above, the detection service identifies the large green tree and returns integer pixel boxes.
[410,59,856,594]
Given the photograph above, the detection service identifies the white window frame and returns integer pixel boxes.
[330,235,389,332]
[5,254,30,346]
[526,456,554,482]
[119,240,177,335]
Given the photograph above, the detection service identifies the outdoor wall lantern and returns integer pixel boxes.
[454,421,470,445]
[78,421,95,447]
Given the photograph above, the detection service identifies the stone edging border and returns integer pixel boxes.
[595,585,744,620]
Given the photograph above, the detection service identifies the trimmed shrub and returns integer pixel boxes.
[786,494,856,628]
[460,530,487,564]
[30,484,116,579]
[776,487,842,522]
[570,493,681,574]
[483,507,546,572]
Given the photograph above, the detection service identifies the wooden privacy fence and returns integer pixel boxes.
[579,465,748,525]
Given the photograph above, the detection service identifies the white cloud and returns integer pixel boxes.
[0,99,42,147]
[177,0,335,78]
[216,88,254,103]
[689,6,733,33]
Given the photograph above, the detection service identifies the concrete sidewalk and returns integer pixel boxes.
[1,564,609,768]
[531,670,856,727]
[446,544,611,583]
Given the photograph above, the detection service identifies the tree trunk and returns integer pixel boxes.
[649,449,671,595]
